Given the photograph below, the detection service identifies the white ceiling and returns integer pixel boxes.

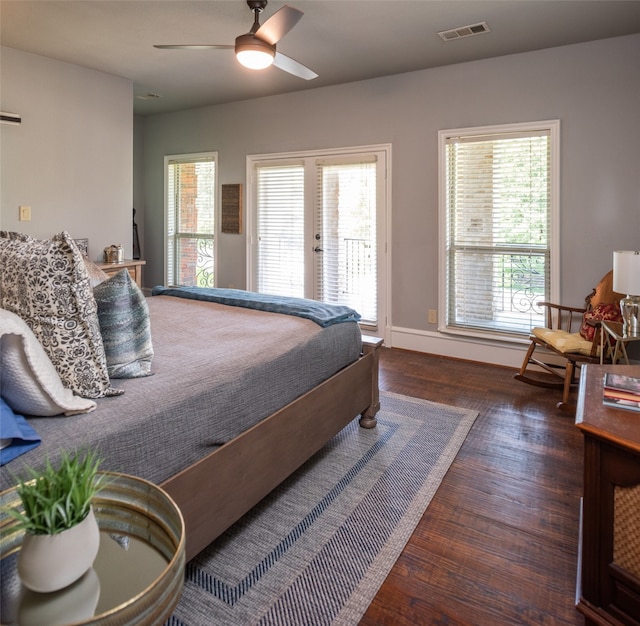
[2,0,640,116]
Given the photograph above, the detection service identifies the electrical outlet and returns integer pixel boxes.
[428,309,437,324]
[19,205,31,221]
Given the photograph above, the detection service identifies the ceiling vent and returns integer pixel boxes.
[437,22,491,42]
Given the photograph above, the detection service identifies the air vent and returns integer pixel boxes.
[136,93,162,100]
[437,22,491,41]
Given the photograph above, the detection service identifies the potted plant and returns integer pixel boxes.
[6,449,105,592]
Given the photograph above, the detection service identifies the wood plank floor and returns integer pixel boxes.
[359,347,585,626]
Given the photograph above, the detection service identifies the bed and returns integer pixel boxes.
[0,232,382,561]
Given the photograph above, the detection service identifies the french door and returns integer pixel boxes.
[247,146,389,331]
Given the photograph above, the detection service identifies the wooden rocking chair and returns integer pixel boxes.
[514,271,623,411]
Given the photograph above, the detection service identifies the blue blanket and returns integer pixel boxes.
[151,286,361,328]
[0,397,41,466]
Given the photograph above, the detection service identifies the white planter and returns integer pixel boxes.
[18,507,100,593]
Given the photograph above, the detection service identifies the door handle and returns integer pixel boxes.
[314,246,323,253]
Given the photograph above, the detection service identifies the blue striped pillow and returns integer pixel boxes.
[93,270,154,379]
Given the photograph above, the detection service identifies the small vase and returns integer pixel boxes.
[18,507,101,593]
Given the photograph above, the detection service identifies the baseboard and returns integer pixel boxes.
[380,326,640,368]
[386,326,543,369]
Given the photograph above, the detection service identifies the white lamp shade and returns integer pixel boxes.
[236,48,274,70]
[613,250,640,296]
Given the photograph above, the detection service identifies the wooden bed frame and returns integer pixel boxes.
[161,335,383,561]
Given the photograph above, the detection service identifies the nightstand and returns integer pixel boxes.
[96,259,146,288]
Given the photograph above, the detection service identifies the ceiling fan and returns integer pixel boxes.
[154,0,317,80]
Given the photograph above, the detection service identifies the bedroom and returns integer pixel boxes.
[1,1,640,624]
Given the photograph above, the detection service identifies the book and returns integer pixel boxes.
[603,373,640,396]
[602,373,640,412]
[603,396,640,413]
[603,388,640,403]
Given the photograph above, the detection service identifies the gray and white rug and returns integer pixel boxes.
[166,391,478,626]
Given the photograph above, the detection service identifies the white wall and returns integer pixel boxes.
[0,47,133,262]
[139,34,640,364]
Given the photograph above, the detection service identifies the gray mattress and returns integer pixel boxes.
[0,296,362,491]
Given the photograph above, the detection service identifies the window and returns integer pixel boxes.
[439,121,559,337]
[248,146,389,330]
[165,153,216,287]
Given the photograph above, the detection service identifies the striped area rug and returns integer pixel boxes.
[166,391,478,626]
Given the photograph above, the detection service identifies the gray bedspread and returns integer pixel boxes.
[0,296,362,490]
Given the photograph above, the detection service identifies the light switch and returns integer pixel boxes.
[19,205,31,221]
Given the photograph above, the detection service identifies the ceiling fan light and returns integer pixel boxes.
[236,47,274,69]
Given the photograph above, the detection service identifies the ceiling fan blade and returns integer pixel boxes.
[154,44,234,50]
[255,5,303,45]
[273,51,318,80]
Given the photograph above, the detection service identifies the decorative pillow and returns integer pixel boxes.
[0,231,121,398]
[0,309,96,415]
[93,269,154,378]
[83,256,109,288]
[579,303,623,342]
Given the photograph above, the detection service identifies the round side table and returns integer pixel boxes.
[0,472,185,625]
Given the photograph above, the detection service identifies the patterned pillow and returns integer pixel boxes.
[0,231,122,398]
[93,269,154,378]
[83,256,109,287]
[579,302,623,342]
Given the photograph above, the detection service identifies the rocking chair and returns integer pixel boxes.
[514,270,623,411]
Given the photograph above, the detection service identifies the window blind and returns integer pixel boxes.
[315,159,377,324]
[256,163,305,297]
[445,130,551,335]
[166,155,215,287]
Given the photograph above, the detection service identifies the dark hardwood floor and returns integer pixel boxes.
[359,347,585,626]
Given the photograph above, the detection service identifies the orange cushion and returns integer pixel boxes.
[590,270,624,307]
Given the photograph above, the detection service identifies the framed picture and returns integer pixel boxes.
[221,184,243,234]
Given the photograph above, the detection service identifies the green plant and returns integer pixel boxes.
[6,449,106,535]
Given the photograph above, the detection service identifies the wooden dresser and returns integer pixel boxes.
[575,364,640,626]
[96,259,145,288]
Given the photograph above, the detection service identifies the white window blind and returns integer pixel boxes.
[256,163,305,297]
[166,154,216,287]
[315,158,377,324]
[443,126,555,336]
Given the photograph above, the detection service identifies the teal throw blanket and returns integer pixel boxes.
[151,286,361,328]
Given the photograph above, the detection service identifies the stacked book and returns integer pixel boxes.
[603,373,640,412]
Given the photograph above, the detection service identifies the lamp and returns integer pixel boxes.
[613,250,640,336]
[235,34,275,70]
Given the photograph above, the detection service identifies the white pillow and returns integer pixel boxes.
[0,309,96,416]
